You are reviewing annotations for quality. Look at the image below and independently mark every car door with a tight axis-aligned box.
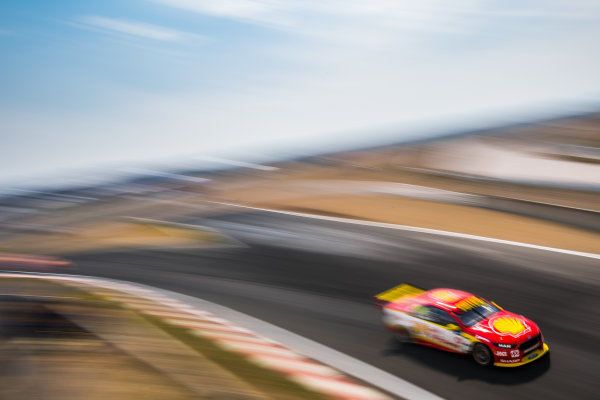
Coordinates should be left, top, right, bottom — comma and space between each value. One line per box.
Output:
409, 305, 471, 353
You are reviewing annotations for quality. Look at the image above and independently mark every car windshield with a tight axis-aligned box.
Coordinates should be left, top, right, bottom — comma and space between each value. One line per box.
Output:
455, 297, 500, 327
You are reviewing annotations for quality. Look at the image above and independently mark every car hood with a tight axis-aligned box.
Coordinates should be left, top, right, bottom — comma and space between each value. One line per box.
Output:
468, 310, 540, 344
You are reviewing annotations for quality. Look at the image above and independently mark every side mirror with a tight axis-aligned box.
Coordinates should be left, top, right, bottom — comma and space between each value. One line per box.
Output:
446, 323, 461, 332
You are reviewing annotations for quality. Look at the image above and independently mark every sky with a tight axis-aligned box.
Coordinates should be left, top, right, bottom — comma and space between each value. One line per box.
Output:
1, 0, 600, 188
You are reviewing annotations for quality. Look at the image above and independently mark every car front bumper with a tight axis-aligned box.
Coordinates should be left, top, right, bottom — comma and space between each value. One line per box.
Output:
494, 343, 549, 367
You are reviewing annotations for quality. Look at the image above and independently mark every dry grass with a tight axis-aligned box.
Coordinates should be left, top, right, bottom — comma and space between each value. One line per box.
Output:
227, 192, 600, 254
0, 276, 330, 400
0, 221, 226, 255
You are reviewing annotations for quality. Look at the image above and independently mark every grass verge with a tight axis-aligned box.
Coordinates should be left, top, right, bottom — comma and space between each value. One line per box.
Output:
143, 315, 329, 400
0, 275, 330, 400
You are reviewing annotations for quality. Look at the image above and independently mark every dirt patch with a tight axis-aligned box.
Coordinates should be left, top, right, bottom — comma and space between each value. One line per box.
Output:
0, 221, 228, 255
233, 193, 600, 254
215, 162, 600, 211
0, 280, 196, 400
0, 346, 197, 400
0, 276, 333, 400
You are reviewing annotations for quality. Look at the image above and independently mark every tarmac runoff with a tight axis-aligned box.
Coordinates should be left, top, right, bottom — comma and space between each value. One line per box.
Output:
0, 272, 442, 400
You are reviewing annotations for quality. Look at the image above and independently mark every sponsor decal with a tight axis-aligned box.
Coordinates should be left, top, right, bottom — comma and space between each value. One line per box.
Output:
510, 350, 520, 358
412, 323, 430, 335
495, 351, 507, 356
490, 316, 532, 338
499, 359, 520, 363
429, 290, 461, 303
528, 353, 539, 360
431, 335, 452, 346
497, 343, 512, 348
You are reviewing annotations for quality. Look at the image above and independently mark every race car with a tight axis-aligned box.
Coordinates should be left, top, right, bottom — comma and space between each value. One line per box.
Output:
374, 284, 549, 367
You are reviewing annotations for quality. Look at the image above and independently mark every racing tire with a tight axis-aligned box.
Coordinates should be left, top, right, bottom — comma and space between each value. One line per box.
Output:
393, 327, 412, 344
472, 343, 493, 367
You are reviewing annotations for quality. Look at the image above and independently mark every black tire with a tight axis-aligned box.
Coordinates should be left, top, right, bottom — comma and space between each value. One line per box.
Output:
393, 327, 412, 343
472, 343, 493, 366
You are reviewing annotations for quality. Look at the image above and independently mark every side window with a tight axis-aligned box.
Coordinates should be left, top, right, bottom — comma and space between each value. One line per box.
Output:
429, 307, 455, 325
411, 305, 432, 321
412, 305, 454, 325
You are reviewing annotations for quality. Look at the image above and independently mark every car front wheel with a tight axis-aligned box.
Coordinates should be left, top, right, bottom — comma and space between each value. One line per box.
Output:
472, 343, 493, 366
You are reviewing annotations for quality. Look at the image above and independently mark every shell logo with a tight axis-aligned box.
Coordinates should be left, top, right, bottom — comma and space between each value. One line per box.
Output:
430, 290, 461, 303
491, 317, 530, 337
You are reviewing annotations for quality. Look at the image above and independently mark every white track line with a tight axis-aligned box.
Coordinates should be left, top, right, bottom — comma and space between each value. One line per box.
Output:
213, 202, 600, 260
112, 277, 446, 400
2, 272, 426, 400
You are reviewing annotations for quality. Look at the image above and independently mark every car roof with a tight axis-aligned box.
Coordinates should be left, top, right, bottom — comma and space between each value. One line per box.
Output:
413, 288, 476, 312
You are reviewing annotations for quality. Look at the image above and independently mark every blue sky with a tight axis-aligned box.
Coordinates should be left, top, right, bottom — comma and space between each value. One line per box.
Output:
1, 0, 600, 188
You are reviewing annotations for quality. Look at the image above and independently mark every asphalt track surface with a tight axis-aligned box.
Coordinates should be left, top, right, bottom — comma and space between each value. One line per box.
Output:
65, 209, 599, 400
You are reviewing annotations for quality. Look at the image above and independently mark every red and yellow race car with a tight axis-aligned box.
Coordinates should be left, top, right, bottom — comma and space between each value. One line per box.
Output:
374, 284, 549, 367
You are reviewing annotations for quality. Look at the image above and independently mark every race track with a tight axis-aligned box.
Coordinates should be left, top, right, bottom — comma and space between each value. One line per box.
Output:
66, 209, 599, 400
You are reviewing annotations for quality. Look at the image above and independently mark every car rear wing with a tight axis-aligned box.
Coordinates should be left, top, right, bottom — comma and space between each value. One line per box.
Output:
373, 283, 424, 308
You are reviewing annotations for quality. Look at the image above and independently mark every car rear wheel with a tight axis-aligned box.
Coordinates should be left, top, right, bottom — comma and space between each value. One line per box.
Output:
393, 327, 412, 343
472, 343, 493, 366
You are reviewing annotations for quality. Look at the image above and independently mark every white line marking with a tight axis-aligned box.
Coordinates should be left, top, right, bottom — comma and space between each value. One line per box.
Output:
496, 197, 599, 213
133, 280, 447, 400
2, 272, 445, 400
213, 202, 600, 260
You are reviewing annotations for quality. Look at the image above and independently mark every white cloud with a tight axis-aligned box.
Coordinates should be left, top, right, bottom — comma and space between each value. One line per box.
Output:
147, 0, 600, 39
150, 0, 279, 18
4, 20, 598, 180
77, 15, 192, 42
147, 0, 480, 32
3, 1, 599, 187
148, 0, 290, 26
